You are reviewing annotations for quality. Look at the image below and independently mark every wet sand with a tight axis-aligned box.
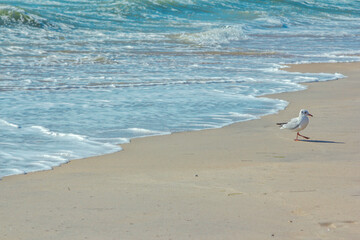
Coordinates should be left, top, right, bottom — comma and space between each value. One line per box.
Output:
1, 62, 359, 240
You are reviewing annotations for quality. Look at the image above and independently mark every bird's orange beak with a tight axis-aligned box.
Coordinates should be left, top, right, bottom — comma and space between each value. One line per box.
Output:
308, 113, 313, 117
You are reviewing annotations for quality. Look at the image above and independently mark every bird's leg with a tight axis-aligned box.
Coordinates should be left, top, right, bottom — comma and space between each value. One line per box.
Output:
294, 132, 299, 141
298, 132, 309, 139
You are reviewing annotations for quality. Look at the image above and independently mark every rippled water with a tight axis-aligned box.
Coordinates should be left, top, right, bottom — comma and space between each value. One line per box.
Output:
1, 0, 360, 178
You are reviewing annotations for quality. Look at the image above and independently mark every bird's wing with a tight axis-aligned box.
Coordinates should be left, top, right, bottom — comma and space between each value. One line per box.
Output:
281, 117, 300, 130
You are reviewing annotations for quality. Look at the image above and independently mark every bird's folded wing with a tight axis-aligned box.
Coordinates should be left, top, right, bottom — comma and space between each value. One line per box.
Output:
282, 117, 300, 130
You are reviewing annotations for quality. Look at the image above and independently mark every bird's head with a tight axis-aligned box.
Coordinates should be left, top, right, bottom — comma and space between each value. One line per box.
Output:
300, 109, 313, 117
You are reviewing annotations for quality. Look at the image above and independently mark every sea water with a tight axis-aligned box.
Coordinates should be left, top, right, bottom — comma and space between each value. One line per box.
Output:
1, 0, 360, 178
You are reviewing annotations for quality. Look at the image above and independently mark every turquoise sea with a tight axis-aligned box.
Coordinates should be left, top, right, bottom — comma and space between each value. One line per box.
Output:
1, 0, 360, 178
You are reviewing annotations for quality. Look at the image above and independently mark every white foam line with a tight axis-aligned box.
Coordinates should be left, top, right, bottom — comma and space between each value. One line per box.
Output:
30, 125, 87, 141
0, 119, 21, 128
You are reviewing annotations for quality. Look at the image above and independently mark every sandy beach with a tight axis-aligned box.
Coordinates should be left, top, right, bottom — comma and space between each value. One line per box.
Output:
1, 62, 359, 240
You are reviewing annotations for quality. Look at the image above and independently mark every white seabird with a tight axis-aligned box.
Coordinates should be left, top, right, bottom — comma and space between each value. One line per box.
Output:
277, 109, 313, 141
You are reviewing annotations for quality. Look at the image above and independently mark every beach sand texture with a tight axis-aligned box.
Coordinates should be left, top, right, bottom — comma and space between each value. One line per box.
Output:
1, 62, 359, 240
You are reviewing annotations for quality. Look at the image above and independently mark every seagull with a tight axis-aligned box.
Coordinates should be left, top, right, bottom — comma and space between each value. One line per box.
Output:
277, 109, 313, 141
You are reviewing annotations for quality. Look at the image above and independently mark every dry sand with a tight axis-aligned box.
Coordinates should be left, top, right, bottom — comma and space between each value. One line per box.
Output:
1, 62, 359, 240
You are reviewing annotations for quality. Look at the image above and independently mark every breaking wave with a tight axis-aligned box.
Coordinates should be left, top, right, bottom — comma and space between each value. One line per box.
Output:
0, 5, 50, 28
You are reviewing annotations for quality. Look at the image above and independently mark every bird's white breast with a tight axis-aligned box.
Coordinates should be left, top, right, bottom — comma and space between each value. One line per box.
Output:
295, 116, 309, 132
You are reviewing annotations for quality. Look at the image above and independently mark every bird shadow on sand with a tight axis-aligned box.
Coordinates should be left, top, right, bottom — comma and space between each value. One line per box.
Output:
298, 139, 345, 144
